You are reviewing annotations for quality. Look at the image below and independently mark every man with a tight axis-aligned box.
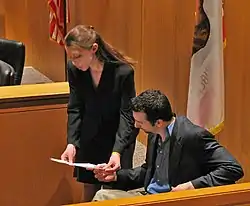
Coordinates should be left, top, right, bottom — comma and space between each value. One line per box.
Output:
92, 89, 244, 201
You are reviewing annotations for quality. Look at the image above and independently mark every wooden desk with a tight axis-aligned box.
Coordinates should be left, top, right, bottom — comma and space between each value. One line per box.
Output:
0, 83, 82, 206
68, 183, 250, 206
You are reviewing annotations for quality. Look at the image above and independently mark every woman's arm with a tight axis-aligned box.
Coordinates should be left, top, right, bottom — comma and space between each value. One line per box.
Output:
67, 63, 84, 148
112, 66, 138, 154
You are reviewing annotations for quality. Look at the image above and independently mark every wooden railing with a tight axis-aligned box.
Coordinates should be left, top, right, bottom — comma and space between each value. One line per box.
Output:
68, 183, 250, 206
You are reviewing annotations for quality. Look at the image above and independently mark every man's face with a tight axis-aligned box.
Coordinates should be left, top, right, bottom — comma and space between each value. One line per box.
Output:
133, 112, 155, 134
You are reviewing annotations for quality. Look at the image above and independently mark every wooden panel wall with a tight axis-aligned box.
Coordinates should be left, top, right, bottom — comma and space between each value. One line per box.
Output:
218, 1, 250, 183
0, 0, 5, 38
0, 104, 82, 206
141, 0, 195, 113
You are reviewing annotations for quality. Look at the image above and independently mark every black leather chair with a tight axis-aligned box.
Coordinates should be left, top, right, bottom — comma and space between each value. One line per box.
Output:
0, 38, 25, 85
0, 60, 15, 86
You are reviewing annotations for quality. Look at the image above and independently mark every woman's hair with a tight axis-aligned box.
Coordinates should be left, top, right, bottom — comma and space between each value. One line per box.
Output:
64, 25, 136, 67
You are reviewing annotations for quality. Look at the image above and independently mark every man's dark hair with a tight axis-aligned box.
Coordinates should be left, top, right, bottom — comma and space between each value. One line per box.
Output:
131, 89, 174, 125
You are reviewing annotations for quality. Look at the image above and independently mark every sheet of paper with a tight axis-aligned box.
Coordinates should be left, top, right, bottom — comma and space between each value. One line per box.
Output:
50, 158, 96, 169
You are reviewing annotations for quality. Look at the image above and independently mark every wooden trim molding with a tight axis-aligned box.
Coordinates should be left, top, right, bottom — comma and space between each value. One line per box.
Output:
0, 82, 69, 109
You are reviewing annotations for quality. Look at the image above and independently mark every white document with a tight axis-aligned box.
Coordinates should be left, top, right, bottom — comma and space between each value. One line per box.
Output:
50, 158, 96, 169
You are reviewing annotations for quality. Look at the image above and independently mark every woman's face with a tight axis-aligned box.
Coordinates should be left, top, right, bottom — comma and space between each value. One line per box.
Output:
66, 44, 97, 71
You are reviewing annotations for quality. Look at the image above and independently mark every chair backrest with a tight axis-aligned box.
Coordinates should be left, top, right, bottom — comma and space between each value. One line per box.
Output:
0, 38, 25, 85
0, 60, 15, 86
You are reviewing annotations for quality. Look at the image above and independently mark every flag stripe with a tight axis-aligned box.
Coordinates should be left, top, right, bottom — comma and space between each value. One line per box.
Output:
48, 0, 70, 46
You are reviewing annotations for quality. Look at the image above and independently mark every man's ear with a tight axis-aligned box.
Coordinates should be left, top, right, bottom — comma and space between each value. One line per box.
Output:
155, 119, 164, 128
91, 43, 98, 53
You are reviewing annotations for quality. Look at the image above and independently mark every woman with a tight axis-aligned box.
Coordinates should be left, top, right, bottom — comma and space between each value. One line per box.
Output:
61, 25, 138, 202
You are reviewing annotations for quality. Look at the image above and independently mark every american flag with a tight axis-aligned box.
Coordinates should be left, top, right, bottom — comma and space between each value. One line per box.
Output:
48, 0, 70, 46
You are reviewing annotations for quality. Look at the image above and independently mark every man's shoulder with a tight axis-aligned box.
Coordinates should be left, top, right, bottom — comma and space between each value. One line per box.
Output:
175, 116, 213, 138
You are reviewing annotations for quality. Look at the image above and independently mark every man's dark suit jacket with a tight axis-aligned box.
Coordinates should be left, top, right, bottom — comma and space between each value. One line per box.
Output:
114, 116, 244, 191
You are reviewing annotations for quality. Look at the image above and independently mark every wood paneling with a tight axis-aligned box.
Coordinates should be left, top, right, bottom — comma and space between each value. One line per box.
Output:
0, 106, 82, 206
0, 0, 5, 37
142, 0, 176, 99
0, 84, 82, 206
218, 1, 250, 183
0, 14, 5, 38
172, 0, 196, 114
141, 0, 195, 113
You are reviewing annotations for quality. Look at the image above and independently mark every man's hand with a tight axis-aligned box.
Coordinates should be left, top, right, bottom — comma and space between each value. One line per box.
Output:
61, 144, 76, 163
171, 181, 195, 192
104, 152, 121, 173
93, 164, 117, 182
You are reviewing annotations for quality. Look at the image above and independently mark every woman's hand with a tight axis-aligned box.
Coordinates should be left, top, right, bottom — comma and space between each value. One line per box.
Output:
61, 144, 76, 163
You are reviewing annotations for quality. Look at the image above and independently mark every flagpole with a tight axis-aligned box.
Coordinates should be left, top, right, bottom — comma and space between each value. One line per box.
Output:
63, 0, 68, 81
